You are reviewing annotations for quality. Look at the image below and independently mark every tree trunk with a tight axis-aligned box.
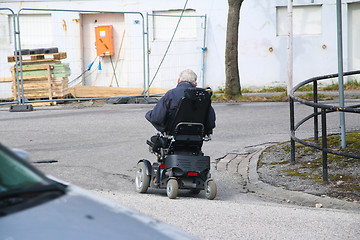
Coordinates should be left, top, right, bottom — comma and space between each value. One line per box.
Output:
225, 0, 243, 97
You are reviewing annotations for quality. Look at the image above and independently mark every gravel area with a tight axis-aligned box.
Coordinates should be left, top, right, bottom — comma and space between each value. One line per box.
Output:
258, 141, 360, 203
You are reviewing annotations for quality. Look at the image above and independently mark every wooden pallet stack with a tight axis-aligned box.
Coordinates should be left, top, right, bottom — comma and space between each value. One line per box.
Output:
8, 50, 71, 101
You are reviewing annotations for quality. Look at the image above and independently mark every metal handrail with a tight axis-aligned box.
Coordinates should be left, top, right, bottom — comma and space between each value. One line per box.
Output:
289, 70, 360, 182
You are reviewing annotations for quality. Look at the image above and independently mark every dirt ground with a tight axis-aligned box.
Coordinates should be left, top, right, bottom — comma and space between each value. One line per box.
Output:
258, 140, 360, 203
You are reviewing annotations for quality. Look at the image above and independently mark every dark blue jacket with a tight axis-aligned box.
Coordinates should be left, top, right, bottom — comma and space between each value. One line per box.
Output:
145, 81, 216, 134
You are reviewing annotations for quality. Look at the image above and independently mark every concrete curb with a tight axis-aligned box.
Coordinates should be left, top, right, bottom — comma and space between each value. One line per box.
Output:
231, 145, 360, 211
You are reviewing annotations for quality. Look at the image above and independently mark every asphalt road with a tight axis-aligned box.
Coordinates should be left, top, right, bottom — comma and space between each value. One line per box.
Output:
1, 101, 360, 239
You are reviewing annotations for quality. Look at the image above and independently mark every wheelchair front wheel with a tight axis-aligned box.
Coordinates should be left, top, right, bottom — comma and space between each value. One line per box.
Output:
135, 162, 150, 193
167, 179, 178, 199
205, 180, 217, 200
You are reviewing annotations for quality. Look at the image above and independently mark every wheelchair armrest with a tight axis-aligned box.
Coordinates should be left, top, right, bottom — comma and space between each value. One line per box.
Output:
146, 140, 155, 148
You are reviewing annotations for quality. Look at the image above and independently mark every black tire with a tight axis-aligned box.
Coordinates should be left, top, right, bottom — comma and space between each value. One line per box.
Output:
167, 179, 178, 199
205, 180, 216, 200
135, 162, 150, 193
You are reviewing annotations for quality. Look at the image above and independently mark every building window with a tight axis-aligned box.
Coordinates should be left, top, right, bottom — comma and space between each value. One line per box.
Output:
152, 10, 197, 40
276, 5, 322, 36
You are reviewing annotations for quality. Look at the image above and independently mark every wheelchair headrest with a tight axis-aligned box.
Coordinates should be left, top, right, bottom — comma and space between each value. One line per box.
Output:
184, 87, 211, 102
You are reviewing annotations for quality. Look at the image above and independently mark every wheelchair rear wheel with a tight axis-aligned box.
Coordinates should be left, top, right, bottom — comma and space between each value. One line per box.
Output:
167, 179, 178, 199
205, 180, 217, 200
135, 162, 150, 193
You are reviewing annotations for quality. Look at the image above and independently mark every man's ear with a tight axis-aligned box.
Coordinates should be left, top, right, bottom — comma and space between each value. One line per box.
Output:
177, 78, 180, 84
193, 82, 197, 87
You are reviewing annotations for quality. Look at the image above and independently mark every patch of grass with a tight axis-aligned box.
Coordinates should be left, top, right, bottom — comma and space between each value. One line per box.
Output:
270, 160, 289, 165
311, 174, 323, 182
344, 79, 360, 90
282, 169, 309, 178
241, 88, 251, 93
215, 87, 225, 93
322, 132, 360, 152
211, 94, 227, 101
281, 169, 323, 182
298, 84, 313, 92
280, 167, 324, 182
329, 174, 354, 182
306, 158, 322, 169
321, 79, 360, 91
322, 81, 339, 91
238, 86, 286, 93
211, 92, 289, 102
211, 93, 243, 102
300, 93, 328, 101
258, 86, 286, 93
268, 92, 289, 102
344, 183, 360, 191
218, 78, 360, 97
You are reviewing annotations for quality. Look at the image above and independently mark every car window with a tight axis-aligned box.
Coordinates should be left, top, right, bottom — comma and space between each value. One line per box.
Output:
0, 147, 46, 192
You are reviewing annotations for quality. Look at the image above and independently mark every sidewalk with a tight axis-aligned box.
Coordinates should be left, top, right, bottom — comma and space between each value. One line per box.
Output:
215, 144, 360, 211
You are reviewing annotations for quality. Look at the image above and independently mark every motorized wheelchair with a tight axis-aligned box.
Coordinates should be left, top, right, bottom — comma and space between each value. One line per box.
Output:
135, 87, 216, 200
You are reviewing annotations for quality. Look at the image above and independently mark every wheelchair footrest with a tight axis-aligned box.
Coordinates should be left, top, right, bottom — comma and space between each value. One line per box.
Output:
146, 140, 155, 148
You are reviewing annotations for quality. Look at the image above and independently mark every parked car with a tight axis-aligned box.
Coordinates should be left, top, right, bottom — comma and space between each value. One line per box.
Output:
0, 143, 197, 240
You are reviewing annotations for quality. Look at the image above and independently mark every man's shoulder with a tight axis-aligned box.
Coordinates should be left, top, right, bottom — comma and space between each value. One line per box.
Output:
163, 82, 193, 100
166, 87, 177, 94
162, 87, 176, 100
165, 85, 183, 97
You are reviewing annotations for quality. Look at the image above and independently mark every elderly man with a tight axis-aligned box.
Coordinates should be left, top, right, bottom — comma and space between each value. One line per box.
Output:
145, 69, 216, 135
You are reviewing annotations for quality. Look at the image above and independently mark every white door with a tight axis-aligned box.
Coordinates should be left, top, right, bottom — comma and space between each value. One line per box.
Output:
348, 2, 360, 72
81, 13, 125, 87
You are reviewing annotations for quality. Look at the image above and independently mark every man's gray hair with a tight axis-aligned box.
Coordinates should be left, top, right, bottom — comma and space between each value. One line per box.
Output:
179, 69, 197, 84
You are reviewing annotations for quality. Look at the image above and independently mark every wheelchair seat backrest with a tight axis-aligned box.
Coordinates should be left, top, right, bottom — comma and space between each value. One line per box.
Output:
166, 87, 211, 137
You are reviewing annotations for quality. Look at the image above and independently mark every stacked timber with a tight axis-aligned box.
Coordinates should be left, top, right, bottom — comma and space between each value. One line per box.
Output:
7, 52, 67, 64
69, 86, 169, 98
8, 50, 71, 100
